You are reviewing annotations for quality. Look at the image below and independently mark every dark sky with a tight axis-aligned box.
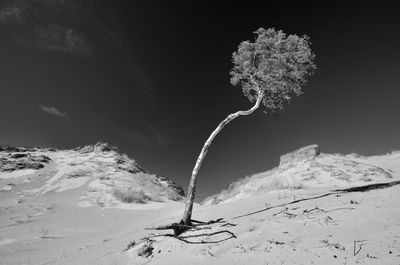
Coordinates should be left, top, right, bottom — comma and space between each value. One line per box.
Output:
1, 1, 400, 200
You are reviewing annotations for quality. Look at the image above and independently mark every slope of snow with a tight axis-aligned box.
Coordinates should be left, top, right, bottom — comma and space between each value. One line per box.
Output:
0, 169, 37, 179
1, 144, 399, 265
0, 142, 184, 208
123, 184, 400, 265
203, 145, 397, 205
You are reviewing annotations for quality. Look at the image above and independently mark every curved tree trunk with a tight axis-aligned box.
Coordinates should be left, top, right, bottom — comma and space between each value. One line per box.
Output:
181, 92, 264, 225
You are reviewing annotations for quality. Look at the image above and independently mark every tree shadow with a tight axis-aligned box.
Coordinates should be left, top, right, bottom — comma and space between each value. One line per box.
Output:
334, 180, 400, 193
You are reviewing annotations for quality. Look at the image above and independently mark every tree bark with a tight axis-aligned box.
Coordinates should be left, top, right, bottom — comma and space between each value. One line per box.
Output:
181, 91, 264, 225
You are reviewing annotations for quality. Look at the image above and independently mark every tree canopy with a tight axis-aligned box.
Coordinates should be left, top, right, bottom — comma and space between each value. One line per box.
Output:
230, 28, 316, 112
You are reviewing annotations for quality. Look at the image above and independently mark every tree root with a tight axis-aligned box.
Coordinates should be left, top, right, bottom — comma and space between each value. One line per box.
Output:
145, 218, 230, 236
142, 230, 237, 244
145, 222, 193, 235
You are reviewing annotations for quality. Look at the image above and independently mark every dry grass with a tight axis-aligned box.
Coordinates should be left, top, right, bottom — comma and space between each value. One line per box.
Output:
257, 176, 303, 192
112, 187, 150, 204
203, 172, 303, 205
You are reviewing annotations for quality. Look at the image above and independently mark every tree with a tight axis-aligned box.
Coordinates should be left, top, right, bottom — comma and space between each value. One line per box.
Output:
146, 28, 316, 237
180, 28, 316, 227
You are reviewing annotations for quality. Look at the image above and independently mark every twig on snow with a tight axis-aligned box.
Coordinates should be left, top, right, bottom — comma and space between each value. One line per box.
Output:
354, 240, 367, 256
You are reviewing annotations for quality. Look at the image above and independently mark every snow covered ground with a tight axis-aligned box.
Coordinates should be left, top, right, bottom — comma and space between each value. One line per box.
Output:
202, 145, 397, 205
1, 144, 399, 264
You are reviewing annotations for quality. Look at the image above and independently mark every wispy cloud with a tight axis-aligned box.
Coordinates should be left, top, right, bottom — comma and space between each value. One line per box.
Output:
40, 105, 68, 118
18, 25, 92, 56
109, 119, 170, 150
146, 122, 171, 147
0, 0, 92, 57
0, 6, 23, 25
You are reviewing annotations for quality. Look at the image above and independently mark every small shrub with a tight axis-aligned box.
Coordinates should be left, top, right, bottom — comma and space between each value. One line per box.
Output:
112, 187, 150, 204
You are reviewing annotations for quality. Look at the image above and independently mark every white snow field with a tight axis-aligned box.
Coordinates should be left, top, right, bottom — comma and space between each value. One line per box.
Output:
1, 144, 399, 264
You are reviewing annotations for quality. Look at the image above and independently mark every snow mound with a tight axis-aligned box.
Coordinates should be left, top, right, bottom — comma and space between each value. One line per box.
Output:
0, 143, 184, 207
203, 145, 399, 205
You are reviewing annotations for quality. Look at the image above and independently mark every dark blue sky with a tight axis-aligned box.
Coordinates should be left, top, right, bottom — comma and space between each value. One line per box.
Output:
1, 1, 400, 199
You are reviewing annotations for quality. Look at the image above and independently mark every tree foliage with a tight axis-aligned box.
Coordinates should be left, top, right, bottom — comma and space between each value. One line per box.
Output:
230, 28, 316, 112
